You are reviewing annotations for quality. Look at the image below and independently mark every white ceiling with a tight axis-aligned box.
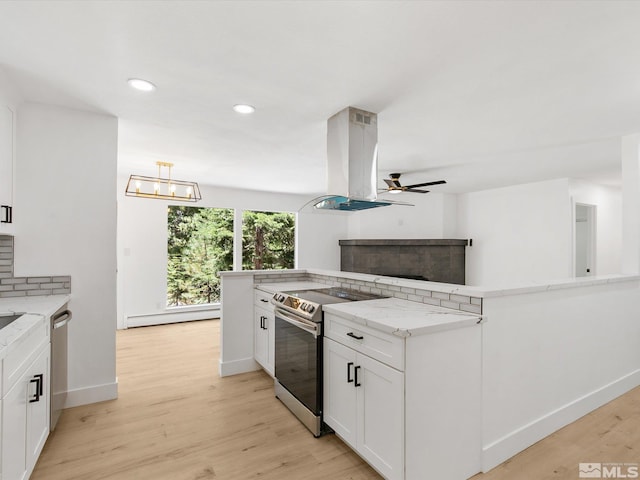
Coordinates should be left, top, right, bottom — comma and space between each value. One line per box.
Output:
0, 1, 638, 195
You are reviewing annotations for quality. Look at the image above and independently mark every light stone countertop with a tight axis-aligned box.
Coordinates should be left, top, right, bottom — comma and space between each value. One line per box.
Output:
255, 281, 481, 336
0, 294, 71, 357
323, 297, 482, 337
249, 268, 640, 299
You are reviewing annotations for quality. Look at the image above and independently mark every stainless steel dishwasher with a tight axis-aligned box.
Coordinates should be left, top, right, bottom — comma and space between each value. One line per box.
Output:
50, 304, 72, 430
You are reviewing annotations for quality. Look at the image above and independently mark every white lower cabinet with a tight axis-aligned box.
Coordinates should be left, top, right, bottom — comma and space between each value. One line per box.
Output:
324, 337, 404, 480
254, 289, 275, 376
324, 311, 482, 480
254, 306, 275, 375
2, 341, 50, 480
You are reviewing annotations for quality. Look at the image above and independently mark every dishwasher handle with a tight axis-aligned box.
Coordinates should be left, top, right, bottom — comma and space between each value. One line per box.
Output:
52, 310, 72, 329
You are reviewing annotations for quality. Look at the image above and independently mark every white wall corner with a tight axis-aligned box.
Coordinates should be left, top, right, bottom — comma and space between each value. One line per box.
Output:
64, 379, 119, 409
218, 357, 261, 377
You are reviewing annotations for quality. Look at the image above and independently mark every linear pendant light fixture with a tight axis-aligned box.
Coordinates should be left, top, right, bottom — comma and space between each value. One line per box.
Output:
125, 161, 202, 202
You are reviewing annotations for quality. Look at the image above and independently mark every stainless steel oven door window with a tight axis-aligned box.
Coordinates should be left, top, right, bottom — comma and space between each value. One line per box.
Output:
274, 309, 322, 415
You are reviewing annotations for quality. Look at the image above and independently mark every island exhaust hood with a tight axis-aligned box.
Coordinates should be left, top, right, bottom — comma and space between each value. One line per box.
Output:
309, 107, 412, 212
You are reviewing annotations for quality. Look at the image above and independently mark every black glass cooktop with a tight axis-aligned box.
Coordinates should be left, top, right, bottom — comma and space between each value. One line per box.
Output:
283, 287, 383, 305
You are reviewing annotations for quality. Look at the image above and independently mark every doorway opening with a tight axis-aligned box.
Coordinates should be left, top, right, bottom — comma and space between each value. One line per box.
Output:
575, 203, 596, 277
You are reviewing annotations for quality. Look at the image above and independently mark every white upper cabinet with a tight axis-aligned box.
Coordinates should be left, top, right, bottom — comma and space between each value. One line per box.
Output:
0, 104, 15, 232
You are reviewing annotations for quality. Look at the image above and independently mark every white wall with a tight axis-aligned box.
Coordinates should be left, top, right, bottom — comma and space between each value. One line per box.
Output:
457, 178, 573, 286
621, 134, 640, 274
117, 178, 347, 328
15, 102, 118, 406
346, 193, 459, 239
569, 179, 622, 275
481, 279, 640, 471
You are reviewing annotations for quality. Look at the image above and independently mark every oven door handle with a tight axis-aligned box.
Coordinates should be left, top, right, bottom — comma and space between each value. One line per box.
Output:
275, 309, 320, 337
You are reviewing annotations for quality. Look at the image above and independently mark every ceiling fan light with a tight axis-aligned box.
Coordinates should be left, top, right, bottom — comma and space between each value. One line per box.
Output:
388, 189, 402, 194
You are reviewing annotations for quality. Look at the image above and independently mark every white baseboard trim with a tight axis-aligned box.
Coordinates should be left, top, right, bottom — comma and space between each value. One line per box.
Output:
219, 357, 260, 377
125, 310, 220, 328
64, 379, 119, 408
482, 369, 640, 472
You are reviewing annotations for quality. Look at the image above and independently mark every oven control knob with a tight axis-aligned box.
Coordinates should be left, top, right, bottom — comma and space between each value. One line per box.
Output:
307, 305, 315, 313
300, 302, 308, 311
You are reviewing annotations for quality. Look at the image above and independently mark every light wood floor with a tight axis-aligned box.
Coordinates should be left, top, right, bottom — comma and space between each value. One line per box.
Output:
31, 320, 639, 480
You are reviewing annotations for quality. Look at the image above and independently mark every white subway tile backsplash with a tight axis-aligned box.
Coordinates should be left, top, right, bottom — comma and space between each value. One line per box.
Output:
460, 304, 482, 314
450, 294, 471, 304
252, 270, 483, 315
432, 291, 450, 300
0, 291, 25, 297
441, 300, 461, 310
27, 289, 53, 296
423, 297, 442, 306
27, 276, 51, 283
14, 283, 40, 291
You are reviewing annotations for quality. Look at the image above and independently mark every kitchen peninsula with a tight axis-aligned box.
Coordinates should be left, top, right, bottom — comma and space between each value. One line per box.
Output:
220, 268, 640, 479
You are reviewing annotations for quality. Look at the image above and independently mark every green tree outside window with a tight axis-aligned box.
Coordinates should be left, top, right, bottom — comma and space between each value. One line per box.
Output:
167, 207, 295, 306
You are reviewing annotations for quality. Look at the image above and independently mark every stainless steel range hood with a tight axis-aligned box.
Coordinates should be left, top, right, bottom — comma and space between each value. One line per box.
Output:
310, 107, 412, 212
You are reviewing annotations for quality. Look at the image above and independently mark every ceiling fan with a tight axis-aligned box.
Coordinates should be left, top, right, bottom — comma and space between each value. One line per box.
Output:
381, 173, 447, 194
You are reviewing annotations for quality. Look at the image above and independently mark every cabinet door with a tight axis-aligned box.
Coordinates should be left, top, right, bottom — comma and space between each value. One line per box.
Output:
254, 307, 269, 369
2, 368, 28, 480
323, 337, 357, 447
265, 309, 275, 375
357, 353, 404, 480
26, 346, 50, 476
0, 105, 14, 231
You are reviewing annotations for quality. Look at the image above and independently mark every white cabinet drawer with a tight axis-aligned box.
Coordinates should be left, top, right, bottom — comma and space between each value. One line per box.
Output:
254, 289, 273, 307
2, 315, 48, 397
324, 313, 405, 371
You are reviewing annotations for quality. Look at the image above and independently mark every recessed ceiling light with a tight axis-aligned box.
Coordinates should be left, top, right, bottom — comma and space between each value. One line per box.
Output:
233, 104, 255, 114
127, 78, 156, 92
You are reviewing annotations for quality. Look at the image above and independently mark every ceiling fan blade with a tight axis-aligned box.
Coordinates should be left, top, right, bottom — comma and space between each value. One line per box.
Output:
405, 188, 430, 193
404, 180, 447, 188
383, 178, 396, 188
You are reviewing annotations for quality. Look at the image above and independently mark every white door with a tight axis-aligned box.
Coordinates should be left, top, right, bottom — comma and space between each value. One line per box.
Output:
575, 203, 596, 277
323, 337, 357, 447
357, 353, 404, 480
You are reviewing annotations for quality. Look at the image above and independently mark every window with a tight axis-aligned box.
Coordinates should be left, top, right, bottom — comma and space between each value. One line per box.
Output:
167, 206, 296, 306
167, 206, 234, 306
242, 210, 295, 270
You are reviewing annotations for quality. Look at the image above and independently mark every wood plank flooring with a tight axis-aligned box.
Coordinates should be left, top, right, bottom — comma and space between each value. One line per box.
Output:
31, 320, 638, 480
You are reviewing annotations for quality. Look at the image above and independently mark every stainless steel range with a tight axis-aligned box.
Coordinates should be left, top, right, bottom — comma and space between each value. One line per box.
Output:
271, 287, 382, 437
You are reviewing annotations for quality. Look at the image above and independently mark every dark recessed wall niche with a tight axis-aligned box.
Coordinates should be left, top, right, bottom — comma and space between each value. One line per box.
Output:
339, 239, 468, 285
